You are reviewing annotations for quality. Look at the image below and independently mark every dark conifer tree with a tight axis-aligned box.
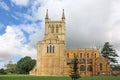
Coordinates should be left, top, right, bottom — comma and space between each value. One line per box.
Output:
70, 55, 80, 80
101, 42, 119, 63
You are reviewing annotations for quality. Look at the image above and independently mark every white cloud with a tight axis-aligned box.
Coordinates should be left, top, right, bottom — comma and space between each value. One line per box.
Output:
11, 24, 44, 47
0, 26, 36, 62
0, 1, 9, 11
11, 0, 29, 6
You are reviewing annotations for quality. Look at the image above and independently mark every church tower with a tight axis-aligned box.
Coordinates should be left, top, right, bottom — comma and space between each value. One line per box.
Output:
30, 9, 67, 76
45, 9, 65, 43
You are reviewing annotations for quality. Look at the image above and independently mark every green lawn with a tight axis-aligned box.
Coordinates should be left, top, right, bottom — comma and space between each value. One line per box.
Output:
0, 75, 120, 80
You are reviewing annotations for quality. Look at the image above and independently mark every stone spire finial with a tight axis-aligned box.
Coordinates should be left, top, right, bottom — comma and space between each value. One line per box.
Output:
62, 9, 65, 19
45, 9, 49, 19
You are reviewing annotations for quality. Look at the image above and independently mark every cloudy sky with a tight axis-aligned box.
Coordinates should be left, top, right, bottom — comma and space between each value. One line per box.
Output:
0, 0, 120, 68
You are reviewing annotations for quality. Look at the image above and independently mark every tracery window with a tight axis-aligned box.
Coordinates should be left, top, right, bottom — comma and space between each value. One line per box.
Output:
87, 65, 92, 71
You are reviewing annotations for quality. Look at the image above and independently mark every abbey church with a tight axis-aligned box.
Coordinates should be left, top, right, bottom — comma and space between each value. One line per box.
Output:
30, 10, 111, 76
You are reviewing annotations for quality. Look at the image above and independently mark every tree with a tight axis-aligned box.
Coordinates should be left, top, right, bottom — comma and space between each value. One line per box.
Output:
70, 55, 80, 80
16, 56, 36, 74
111, 64, 120, 71
101, 42, 119, 63
6, 63, 17, 74
0, 68, 7, 74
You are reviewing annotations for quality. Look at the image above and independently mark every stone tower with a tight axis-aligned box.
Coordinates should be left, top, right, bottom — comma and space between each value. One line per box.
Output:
30, 9, 66, 76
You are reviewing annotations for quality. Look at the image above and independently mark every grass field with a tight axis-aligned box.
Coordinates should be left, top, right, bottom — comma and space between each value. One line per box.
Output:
0, 75, 120, 80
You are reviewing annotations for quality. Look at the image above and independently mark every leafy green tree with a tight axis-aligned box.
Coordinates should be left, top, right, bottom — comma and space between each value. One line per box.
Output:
0, 68, 7, 74
101, 42, 119, 63
6, 63, 17, 74
111, 64, 120, 70
16, 56, 36, 74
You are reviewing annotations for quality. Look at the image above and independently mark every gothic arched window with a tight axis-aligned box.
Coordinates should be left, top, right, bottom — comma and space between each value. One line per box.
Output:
47, 44, 54, 53
80, 65, 85, 71
87, 65, 92, 71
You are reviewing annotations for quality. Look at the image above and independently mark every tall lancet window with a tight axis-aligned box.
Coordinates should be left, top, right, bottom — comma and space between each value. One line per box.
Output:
51, 25, 54, 33
56, 25, 59, 33
47, 44, 54, 53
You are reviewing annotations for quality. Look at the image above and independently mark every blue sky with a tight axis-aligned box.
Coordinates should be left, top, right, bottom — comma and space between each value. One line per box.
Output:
0, 0, 120, 68
0, 0, 43, 68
